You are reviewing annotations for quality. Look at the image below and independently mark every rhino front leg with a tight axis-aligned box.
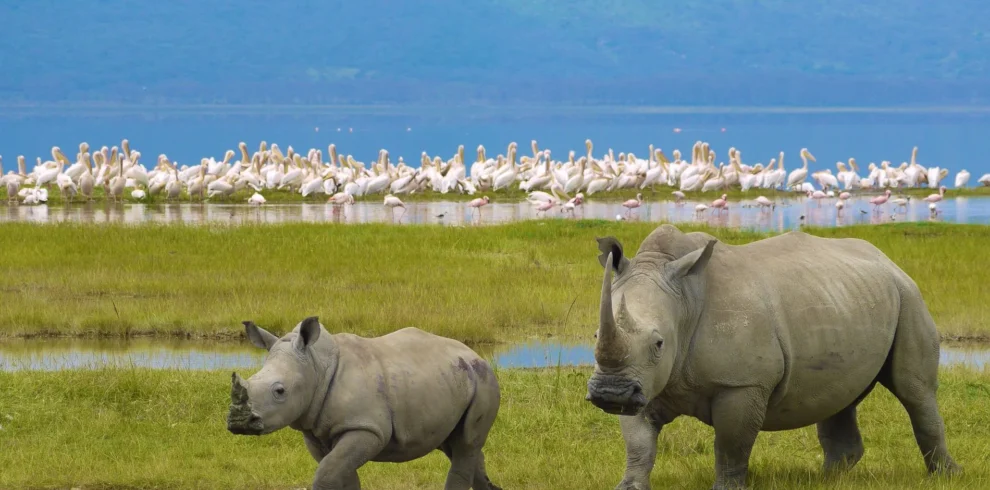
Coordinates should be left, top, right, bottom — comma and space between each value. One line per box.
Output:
303, 431, 329, 461
710, 387, 769, 490
311, 430, 385, 490
614, 411, 664, 490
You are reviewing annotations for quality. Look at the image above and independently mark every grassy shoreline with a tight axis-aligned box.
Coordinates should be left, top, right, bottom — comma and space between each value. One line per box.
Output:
0, 366, 987, 489
3, 185, 989, 207
1, 220, 988, 343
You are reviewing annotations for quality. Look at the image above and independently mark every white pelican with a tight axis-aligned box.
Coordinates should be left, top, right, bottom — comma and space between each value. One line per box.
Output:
954, 170, 970, 188
787, 148, 815, 190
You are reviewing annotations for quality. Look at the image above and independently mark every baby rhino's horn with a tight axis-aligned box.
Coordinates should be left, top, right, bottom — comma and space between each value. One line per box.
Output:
230, 372, 249, 405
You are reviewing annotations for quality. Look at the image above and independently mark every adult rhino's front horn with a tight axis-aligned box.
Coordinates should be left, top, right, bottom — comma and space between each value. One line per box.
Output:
594, 252, 629, 368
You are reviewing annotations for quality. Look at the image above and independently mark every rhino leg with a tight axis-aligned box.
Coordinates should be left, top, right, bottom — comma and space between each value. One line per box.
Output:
439, 439, 480, 490
473, 452, 502, 490
710, 387, 770, 490
878, 295, 960, 476
303, 431, 330, 462
439, 387, 501, 490
614, 411, 664, 490
440, 443, 501, 490
311, 430, 383, 490
816, 403, 867, 473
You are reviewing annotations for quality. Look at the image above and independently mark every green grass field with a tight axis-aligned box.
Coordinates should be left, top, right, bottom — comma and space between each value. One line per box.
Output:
4, 183, 989, 206
0, 366, 986, 489
1, 220, 988, 342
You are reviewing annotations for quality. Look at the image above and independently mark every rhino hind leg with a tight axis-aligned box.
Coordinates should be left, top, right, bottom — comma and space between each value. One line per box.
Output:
816, 403, 867, 474
878, 291, 961, 476
438, 391, 501, 489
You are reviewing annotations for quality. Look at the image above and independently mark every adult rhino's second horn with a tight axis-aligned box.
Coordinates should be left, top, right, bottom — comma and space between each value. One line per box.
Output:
600, 252, 616, 335
596, 252, 627, 368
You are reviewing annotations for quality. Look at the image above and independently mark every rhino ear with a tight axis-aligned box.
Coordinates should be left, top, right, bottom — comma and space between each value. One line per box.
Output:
293, 316, 322, 352
666, 239, 717, 280
243, 321, 278, 351
596, 236, 629, 275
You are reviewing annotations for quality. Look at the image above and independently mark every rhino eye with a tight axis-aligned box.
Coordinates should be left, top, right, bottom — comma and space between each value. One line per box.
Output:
272, 382, 286, 401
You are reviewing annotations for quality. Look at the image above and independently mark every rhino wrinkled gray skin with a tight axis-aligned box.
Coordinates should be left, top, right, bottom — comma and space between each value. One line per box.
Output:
586, 224, 960, 490
227, 316, 502, 490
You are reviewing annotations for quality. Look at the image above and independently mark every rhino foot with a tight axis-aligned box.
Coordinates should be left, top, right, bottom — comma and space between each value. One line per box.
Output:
930, 458, 962, 477
614, 479, 649, 490
710, 483, 748, 490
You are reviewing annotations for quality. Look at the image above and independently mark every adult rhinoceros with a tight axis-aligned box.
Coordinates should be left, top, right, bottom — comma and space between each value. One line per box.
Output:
585, 224, 959, 490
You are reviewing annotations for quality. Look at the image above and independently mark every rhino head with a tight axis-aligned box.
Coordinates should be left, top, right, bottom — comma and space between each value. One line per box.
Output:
227, 316, 333, 436
586, 231, 717, 416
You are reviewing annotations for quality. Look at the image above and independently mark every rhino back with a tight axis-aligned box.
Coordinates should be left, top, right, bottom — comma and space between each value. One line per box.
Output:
326, 328, 496, 462
685, 231, 906, 430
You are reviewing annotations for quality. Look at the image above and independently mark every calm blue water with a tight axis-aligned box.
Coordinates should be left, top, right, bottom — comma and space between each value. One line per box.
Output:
2, 112, 989, 181
0, 339, 985, 371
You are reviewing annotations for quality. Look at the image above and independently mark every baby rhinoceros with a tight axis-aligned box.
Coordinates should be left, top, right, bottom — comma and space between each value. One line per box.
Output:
227, 316, 502, 490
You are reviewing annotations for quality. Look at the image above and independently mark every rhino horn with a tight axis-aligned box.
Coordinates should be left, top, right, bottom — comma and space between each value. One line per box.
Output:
600, 253, 615, 334
596, 252, 628, 367
231, 372, 250, 405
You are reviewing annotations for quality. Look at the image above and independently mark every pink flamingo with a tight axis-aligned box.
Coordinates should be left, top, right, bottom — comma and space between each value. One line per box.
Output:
671, 190, 686, 206
806, 189, 827, 207
560, 194, 584, 217
754, 195, 773, 213
711, 194, 728, 215
534, 200, 555, 217
869, 189, 892, 213
924, 185, 947, 204
467, 196, 490, 220
383, 194, 406, 221
839, 191, 851, 200
622, 193, 643, 217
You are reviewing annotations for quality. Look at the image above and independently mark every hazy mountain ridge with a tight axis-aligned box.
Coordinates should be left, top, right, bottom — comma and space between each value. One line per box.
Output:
1, 1, 988, 106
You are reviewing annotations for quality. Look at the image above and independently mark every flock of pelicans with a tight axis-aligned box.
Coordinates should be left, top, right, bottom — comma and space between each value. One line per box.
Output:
1, 139, 988, 220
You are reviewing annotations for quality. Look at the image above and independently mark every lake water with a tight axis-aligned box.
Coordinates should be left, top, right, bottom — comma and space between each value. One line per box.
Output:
2, 195, 987, 232
2, 110, 990, 178
0, 338, 986, 372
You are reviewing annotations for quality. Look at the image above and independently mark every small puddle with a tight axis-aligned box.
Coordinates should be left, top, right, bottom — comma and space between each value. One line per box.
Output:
0, 339, 986, 372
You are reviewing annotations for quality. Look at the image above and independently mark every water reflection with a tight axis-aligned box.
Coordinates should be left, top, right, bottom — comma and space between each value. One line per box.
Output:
1, 195, 989, 232
0, 338, 985, 372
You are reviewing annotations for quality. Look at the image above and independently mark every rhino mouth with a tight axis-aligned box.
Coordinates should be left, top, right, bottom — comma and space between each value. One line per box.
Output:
227, 405, 265, 435
586, 374, 649, 416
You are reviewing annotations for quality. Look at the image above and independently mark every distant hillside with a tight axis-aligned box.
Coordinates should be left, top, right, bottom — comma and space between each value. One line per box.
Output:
2, 1, 989, 106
